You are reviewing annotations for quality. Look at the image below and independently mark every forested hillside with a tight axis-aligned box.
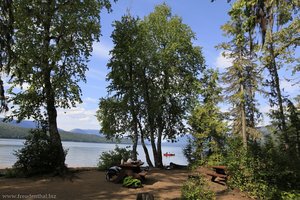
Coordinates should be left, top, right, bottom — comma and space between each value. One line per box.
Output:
0, 121, 131, 144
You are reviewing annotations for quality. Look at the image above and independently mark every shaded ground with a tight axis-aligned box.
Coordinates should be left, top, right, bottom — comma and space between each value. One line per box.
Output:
195, 167, 252, 200
0, 167, 252, 200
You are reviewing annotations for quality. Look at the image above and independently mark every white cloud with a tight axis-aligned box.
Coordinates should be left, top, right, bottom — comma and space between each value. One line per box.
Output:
92, 42, 112, 60
215, 51, 233, 69
57, 106, 100, 131
0, 104, 100, 131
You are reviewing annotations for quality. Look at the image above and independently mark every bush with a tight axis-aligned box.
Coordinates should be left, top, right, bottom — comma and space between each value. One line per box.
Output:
183, 137, 197, 165
224, 136, 300, 199
13, 129, 67, 177
224, 137, 276, 199
181, 174, 215, 200
280, 191, 300, 200
4, 168, 24, 178
98, 145, 132, 170
183, 137, 226, 168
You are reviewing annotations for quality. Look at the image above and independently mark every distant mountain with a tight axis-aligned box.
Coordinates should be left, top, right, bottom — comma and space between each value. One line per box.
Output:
0, 118, 65, 131
0, 120, 30, 139
0, 121, 131, 144
70, 128, 103, 136
0, 118, 37, 129
161, 126, 273, 147
162, 135, 191, 147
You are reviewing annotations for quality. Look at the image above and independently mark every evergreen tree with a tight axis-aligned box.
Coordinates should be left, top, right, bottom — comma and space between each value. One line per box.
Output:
259, 0, 299, 148
219, 1, 262, 148
286, 99, 300, 158
188, 69, 227, 164
221, 0, 299, 149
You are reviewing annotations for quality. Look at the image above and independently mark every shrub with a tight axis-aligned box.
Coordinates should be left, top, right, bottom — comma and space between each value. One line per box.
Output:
183, 138, 195, 165
13, 129, 67, 177
4, 168, 23, 178
98, 145, 132, 170
181, 174, 215, 200
224, 136, 300, 199
280, 191, 300, 200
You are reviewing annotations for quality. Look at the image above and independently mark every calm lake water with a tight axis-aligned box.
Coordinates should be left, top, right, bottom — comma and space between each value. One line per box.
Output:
0, 139, 187, 169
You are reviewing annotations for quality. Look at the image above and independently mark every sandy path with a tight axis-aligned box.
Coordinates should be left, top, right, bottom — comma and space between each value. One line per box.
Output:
0, 168, 251, 200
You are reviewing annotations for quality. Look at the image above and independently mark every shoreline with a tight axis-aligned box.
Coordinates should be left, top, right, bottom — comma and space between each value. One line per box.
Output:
0, 137, 133, 145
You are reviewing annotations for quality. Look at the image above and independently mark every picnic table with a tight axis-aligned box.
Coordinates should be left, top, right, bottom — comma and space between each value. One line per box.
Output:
113, 162, 147, 183
206, 165, 228, 183
119, 163, 142, 172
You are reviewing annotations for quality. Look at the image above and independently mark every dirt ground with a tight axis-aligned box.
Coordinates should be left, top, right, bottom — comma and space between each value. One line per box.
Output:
0, 168, 252, 200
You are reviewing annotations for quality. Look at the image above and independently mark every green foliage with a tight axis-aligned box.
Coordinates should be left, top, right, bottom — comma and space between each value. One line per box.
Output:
217, 2, 300, 198
186, 69, 227, 166
206, 152, 225, 167
224, 137, 273, 199
0, 121, 30, 138
181, 175, 215, 200
6, 0, 106, 120
286, 99, 300, 158
13, 129, 68, 177
4, 168, 24, 178
220, 1, 262, 147
224, 136, 300, 199
252, 0, 299, 141
280, 191, 300, 200
0, 1, 13, 112
97, 145, 132, 170
183, 137, 198, 166
1, 0, 117, 173
98, 4, 205, 167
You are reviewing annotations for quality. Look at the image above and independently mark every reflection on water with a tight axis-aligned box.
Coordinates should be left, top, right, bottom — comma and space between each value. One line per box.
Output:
0, 139, 187, 169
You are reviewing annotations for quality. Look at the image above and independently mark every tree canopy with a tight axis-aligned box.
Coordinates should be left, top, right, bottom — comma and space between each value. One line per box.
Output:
1, 0, 116, 173
98, 4, 205, 168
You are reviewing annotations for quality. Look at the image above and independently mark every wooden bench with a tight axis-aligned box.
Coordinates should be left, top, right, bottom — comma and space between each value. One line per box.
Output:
206, 165, 228, 182
137, 171, 147, 182
206, 171, 227, 182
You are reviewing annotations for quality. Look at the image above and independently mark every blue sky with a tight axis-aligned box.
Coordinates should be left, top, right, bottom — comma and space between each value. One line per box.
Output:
2, 1, 298, 131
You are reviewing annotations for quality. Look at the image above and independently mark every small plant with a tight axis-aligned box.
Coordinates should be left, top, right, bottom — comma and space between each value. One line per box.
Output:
98, 145, 132, 170
13, 129, 67, 177
181, 174, 215, 200
280, 191, 300, 200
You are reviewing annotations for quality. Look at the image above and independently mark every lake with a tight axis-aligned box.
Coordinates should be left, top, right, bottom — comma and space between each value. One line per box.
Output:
0, 139, 187, 169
